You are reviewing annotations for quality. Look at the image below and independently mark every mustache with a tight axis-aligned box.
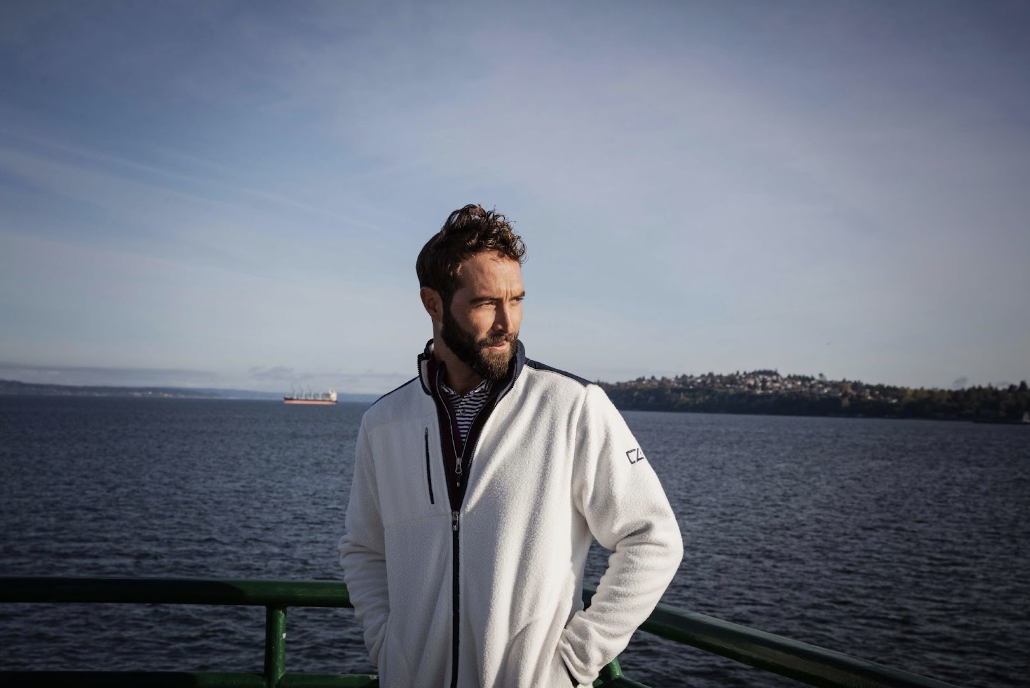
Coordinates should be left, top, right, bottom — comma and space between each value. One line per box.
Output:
480, 333, 517, 348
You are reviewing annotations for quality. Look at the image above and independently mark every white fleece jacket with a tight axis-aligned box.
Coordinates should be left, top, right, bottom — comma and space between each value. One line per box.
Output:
339, 342, 683, 687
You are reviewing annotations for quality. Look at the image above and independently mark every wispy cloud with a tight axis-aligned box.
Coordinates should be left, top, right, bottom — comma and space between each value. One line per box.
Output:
248, 366, 297, 382
0, 362, 220, 388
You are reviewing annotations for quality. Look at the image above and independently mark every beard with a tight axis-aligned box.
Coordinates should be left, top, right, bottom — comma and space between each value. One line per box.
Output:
441, 306, 517, 382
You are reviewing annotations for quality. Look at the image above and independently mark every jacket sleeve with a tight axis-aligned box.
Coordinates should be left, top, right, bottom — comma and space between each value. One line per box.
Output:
558, 385, 684, 685
338, 420, 391, 665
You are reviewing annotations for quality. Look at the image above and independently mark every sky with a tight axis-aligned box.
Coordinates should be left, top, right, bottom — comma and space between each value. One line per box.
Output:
1, 0, 1028, 395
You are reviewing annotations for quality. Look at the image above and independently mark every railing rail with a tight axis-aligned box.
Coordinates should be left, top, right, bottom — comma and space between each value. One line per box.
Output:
0, 577, 962, 688
0, 577, 371, 688
588, 588, 961, 688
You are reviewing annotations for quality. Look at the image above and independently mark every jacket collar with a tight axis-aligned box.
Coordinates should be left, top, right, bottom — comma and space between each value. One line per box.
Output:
418, 338, 525, 399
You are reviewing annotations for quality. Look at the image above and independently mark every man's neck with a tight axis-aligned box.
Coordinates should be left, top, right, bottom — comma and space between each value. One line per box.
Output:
432, 351, 483, 396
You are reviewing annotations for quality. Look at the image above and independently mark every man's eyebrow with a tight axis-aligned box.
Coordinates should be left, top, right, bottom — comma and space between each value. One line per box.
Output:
469, 291, 526, 304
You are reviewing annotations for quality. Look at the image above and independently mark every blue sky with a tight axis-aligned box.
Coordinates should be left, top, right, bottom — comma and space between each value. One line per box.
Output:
1, 0, 1028, 394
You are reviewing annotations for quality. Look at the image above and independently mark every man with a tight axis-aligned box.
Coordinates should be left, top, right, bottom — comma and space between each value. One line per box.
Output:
340, 204, 682, 687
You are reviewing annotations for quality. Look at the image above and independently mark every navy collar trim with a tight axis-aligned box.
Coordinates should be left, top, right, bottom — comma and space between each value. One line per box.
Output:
417, 339, 526, 399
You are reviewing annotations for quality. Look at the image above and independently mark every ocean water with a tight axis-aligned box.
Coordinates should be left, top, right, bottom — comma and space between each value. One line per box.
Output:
1, 396, 1027, 687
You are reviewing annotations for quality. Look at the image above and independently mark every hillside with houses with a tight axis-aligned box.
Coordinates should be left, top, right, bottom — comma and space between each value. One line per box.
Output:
600, 370, 1030, 422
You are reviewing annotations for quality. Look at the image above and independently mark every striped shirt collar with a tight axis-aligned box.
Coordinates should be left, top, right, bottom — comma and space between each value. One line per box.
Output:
430, 361, 497, 446
439, 376, 493, 399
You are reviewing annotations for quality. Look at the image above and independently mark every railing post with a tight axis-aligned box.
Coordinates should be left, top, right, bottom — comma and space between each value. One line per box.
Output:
597, 656, 623, 683
264, 604, 287, 688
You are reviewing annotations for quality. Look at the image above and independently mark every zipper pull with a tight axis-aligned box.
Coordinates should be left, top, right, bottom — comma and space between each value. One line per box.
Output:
455, 460, 462, 476
452, 511, 459, 531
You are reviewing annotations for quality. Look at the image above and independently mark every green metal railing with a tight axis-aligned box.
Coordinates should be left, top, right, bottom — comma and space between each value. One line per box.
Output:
0, 577, 961, 688
0, 578, 370, 688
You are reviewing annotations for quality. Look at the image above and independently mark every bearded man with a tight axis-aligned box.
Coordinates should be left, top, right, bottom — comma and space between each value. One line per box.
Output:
340, 204, 683, 687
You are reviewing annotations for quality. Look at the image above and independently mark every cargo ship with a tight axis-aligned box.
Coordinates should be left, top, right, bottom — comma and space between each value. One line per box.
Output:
284, 389, 338, 405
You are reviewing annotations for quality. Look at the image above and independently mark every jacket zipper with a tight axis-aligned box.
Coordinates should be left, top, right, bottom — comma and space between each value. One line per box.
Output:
442, 410, 482, 687
424, 427, 435, 504
450, 509, 460, 688
442, 392, 463, 687
436, 370, 512, 688
448, 422, 492, 688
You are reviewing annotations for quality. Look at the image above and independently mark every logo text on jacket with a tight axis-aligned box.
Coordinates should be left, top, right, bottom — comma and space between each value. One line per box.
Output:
626, 447, 646, 465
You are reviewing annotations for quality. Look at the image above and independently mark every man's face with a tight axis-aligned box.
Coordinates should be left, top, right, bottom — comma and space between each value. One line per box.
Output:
440, 252, 524, 381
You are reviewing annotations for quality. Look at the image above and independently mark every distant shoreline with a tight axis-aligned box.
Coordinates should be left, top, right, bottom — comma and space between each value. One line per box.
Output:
0, 379, 221, 399
599, 370, 1030, 423
4, 373, 1027, 422
0, 379, 377, 403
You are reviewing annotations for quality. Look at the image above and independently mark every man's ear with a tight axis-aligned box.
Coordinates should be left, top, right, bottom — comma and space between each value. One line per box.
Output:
420, 287, 443, 323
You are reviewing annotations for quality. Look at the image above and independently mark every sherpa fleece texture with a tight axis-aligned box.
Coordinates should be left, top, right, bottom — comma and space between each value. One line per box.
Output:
339, 341, 683, 688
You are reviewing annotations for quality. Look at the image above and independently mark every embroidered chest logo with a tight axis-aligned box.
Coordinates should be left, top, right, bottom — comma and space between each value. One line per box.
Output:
626, 447, 647, 465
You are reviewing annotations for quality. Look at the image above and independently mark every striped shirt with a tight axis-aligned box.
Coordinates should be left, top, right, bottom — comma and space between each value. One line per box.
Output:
440, 378, 494, 445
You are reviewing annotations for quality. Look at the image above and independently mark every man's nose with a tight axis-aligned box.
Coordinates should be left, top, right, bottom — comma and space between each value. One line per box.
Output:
494, 304, 513, 332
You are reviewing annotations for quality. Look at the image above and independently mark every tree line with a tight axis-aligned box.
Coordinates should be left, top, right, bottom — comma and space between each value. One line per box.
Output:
599, 373, 1030, 422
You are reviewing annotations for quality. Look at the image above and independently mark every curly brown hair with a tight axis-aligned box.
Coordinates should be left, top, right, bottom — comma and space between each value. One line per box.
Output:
416, 204, 526, 306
